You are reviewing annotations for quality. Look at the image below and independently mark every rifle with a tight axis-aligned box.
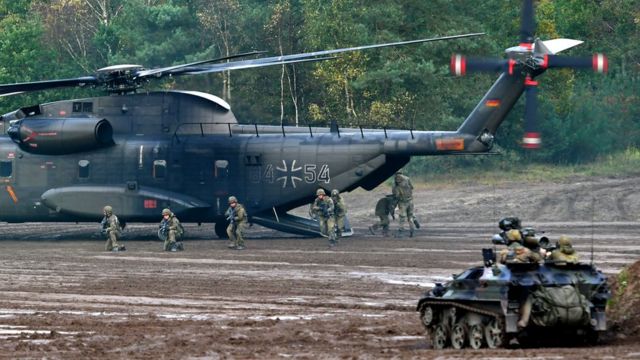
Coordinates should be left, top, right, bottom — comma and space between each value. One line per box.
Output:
100, 217, 108, 235
226, 207, 237, 231
317, 201, 331, 218
158, 219, 169, 241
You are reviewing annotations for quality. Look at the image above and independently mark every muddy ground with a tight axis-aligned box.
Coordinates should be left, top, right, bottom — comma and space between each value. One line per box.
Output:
1, 175, 640, 359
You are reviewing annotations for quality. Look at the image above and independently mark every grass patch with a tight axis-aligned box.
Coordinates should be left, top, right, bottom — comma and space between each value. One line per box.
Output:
405, 147, 640, 186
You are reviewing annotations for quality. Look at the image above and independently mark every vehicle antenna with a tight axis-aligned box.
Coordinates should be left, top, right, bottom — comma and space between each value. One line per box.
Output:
590, 195, 595, 265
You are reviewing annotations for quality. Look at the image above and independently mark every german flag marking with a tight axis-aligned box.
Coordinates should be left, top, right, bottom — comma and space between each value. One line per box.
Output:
485, 99, 501, 107
436, 138, 465, 151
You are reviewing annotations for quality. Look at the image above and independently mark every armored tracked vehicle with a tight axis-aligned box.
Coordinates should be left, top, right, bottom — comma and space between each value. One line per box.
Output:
417, 235, 610, 349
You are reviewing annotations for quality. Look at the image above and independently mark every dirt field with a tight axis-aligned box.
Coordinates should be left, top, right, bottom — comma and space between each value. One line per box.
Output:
1, 175, 640, 359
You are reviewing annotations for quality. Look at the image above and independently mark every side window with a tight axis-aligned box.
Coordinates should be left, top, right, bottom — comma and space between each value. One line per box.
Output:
0, 160, 11, 177
153, 160, 167, 179
214, 160, 228, 179
78, 160, 90, 179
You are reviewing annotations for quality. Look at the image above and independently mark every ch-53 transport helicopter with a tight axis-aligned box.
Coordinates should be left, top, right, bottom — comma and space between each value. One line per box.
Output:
0, 0, 606, 239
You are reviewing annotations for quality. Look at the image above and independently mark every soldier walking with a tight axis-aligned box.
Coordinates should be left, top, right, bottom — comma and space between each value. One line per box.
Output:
101, 205, 125, 252
369, 195, 397, 236
330, 189, 347, 238
225, 196, 248, 250
392, 171, 420, 237
311, 188, 337, 247
159, 208, 184, 251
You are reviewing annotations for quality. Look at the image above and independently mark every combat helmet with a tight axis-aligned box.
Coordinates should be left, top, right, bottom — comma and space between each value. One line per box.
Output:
505, 229, 522, 243
316, 188, 326, 196
228, 196, 238, 204
331, 189, 339, 197
558, 235, 572, 247
103, 205, 113, 215
162, 208, 172, 216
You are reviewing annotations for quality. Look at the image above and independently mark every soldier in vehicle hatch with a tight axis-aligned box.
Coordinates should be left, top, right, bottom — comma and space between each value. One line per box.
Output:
310, 188, 337, 247
331, 189, 347, 238
225, 195, 248, 250
159, 208, 184, 251
369, 195, 397, 236
101, 205, 125, 252
550, 235, 579, 264
392, 171, 420, 237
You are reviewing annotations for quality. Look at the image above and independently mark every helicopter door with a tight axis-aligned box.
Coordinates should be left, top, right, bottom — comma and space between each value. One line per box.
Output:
214, 159, 230, 215
244, 153, 263, 209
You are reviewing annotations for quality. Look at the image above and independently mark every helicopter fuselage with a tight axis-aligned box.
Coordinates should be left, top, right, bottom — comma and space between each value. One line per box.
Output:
0, 90, 490, 227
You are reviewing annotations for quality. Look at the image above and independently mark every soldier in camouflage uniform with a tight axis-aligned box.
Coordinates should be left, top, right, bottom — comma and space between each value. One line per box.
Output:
498, 229, 542, 264
550, 235, 579, 264
369, 195, 397, 236
392, 171, 420, 237
330, 189, 347, 238
101, 205, 124, 251
311, 188, 337, 246
160, 208, 184, 251
225, 195, 248, 250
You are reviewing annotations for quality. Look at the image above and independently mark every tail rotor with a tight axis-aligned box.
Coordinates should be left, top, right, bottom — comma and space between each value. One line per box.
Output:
450, 0, 607, 149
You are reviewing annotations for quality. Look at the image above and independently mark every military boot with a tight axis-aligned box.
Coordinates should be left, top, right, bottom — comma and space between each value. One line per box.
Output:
394, 229, 405, 238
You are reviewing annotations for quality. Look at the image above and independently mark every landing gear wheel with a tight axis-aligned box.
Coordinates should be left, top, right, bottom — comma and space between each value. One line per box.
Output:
432, 324, 448, 349
421, 306, 435, 327
485, 318, 504, 349
469, 324, 484, 349
451, 324, 466, 349
215, 221, 229, 239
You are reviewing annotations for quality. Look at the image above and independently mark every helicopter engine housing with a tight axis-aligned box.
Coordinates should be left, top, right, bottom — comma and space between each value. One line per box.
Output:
8, 117, 114, 155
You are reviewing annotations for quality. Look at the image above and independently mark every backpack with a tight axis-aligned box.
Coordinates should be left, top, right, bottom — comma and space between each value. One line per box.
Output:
530, 285, 590, 327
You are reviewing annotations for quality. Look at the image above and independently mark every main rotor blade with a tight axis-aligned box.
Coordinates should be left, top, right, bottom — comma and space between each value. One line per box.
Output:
520, 0, 536, 45
0, 76, 98, 97
522, 78, 540, 149
136, 50, 268, 78
177, 33, 485, 76
181, 56, 338, 75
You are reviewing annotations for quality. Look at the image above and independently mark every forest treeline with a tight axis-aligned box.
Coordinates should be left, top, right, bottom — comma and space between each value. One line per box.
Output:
0, 0, 638, 165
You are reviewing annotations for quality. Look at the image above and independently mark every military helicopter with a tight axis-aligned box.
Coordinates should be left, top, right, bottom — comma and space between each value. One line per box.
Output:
0, 0, 605, 239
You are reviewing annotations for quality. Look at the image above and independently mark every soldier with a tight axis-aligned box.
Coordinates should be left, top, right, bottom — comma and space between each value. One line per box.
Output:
550, 235, 579, 263
225, 196, 248, 250
101, 205, 125, 252
498, 229, 541, 264
522, 227, 548, 259
311, 188, 337, 247
330, 189, 347, 238
159, 208, 184, 251
369, 195, 397, 236
392, 170, 420, 237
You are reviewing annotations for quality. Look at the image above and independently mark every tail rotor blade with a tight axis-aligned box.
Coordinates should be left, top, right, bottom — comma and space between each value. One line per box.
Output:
545, 54, 608, 73
451, 55, 510, 76
522, 77, 541, 149
520, 0, 536, 45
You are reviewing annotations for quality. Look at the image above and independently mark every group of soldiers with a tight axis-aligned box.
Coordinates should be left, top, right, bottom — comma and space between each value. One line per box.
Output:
369, 171, 420, 237
100, 195, 247, 252
310, 188, 348, 247
497, 228, 580, 265
100, 170, 419, 252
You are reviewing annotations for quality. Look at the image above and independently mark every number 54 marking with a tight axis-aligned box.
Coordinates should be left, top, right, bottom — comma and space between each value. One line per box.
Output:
304, 164, 330, 183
